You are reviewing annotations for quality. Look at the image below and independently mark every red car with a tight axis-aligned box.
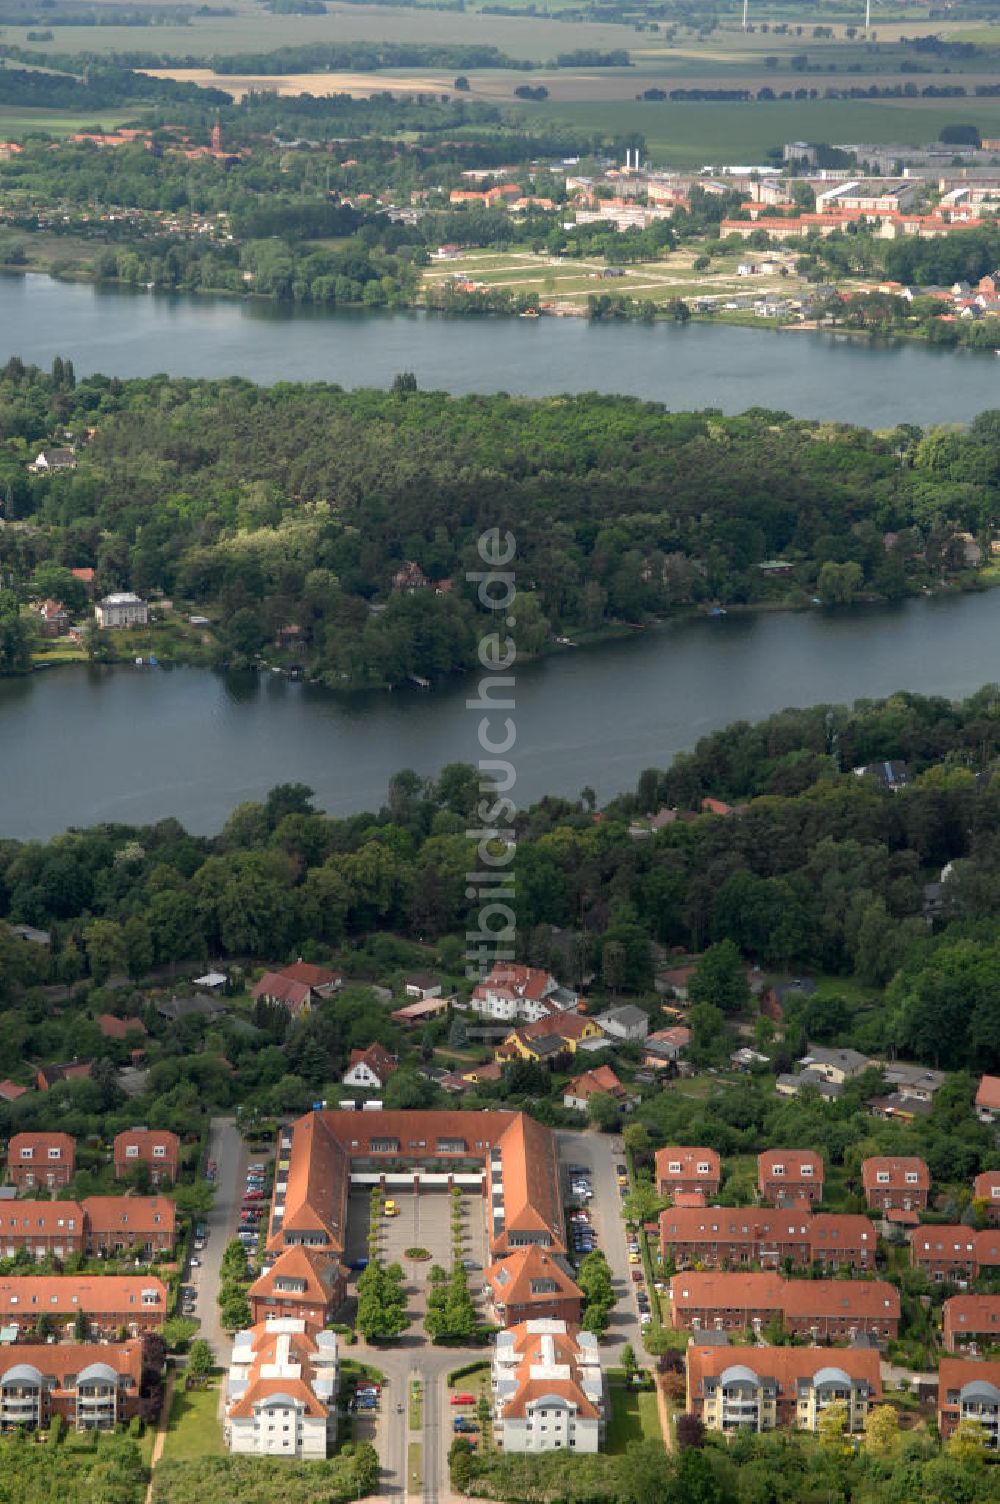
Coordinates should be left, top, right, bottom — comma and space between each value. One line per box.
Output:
450, 1393, 475, 1406
631, 1270, 643, 1283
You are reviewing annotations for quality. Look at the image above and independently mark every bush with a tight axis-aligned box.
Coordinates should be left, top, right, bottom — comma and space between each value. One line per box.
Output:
447, 1359, 490, 1386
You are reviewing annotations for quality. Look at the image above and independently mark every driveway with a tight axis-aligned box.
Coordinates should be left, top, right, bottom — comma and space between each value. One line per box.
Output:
190, 1116, 246, 1364
556, 1128, 642, 1357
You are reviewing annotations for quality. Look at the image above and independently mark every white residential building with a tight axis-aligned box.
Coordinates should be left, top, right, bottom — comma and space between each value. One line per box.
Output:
226, 1319, 337, 1458
492, 1318, 604, 1453
467, 964, 579, 1024
95, 593, 149, 629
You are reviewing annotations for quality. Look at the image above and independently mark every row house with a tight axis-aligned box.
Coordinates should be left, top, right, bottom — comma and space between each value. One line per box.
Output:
248, 1246, 345, 1330
669, 1271, 899, 1343
0, 1198, 174, 1261
0, 1276, 168, 1339
686, 1344, 881, 1436
113, 1129, 180, 1185
861, 1155, 930, 1215
484, 1245, 584, 1328
0, 1201, 84, 1259
974, 1171, 1000, 1225
83, 1196, 176, 1257
659, 1208, 877, 1272
757, 1150, 824, 1207
938, 1358, 1000, 1447
942, 1295, 1000, 1352
6, 1133, 75, 1190
492, 1319, 605, 1454
0, 1338, 145, 1434
911, 1225, 987, 1283
655, 1147, 721, 1204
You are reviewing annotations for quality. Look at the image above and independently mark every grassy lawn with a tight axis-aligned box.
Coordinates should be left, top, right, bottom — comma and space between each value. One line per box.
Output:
0, 105, 150, 137
159, 1373, 226, 1463
605, 1378, 662, 1454
409, 1377, 423, 1431
31, 642, 87, 666
407, 1439, 423, 1493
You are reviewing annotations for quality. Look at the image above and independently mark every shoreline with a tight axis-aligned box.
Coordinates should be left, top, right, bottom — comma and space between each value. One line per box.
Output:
3, 264, 997, 357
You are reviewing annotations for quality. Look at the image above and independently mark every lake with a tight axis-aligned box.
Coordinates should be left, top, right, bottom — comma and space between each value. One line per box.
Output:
4, 273, 1000, 838
3, 592, 1000, 839
2, 273, 1000, 425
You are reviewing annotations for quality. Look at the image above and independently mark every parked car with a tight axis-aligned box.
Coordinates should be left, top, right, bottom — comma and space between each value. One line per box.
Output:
450, 1393, 476, 1406
631, 1270, 643, 1283
348, 1258, 369, 1271
383, 1200, 399, 1217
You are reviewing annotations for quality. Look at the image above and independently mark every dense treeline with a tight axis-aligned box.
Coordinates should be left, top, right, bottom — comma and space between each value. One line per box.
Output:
208, 40, 535, 73
0, 60, 231, 106
6, 692, 1000, 1082
456, 1416, 1000, 1503
3, 366, 1000, 681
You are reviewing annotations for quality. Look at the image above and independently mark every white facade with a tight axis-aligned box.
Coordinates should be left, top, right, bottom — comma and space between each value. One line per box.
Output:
95, 593, 149, 629
342, 1061, 385, 1089
493, 1319, 604, 1454
227, 1320, 337, 1459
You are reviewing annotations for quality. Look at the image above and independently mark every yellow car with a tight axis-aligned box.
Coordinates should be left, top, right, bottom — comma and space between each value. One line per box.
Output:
628, 1252, 641, 1265
617, 1173, 628, 1187
383, 1199, 399, 1217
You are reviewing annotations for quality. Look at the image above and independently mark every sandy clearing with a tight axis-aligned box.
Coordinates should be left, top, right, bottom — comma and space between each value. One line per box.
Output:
140, 67, 456, 99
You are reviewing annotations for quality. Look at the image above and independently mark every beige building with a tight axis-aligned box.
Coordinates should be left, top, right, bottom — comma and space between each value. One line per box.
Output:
686, 1344, 881, 1435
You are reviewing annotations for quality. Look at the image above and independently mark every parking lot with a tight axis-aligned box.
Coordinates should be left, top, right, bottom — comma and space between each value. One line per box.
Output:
557, 1131, 643, 1356
343, 1188, 488, 1276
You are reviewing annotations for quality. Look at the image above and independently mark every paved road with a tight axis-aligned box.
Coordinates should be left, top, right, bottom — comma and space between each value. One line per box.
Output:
192, 1116, 245, 1364
556, 1129, 643, 1357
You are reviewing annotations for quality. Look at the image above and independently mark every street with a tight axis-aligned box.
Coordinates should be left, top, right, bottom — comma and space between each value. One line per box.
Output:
191, 1115, 246, 1363
556, 1128, 643, 1358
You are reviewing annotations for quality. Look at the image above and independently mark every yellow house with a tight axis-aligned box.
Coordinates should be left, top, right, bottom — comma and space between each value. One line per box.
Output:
494, 1013, 605, 1063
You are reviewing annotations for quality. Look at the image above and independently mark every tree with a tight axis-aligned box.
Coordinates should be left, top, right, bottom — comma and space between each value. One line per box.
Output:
946, 1417, 989, 1462
83, 918, 128, 982
864, 1403, 899, 1455
623, 1122, 650, 1160
675, 1411, 705, 1450
587, 1091, 623, 1132
621, 1342, 637, 1381
187, 1338, 214, 1377
687, 941, 750, 1013
817, 1398, 848, 1448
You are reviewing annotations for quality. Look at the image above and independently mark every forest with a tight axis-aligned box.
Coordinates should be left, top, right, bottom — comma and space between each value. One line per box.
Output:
0, 364, 998, 684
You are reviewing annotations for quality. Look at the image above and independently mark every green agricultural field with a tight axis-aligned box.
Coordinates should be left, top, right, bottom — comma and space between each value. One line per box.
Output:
520, 95, 1000, 166
0, 105, 148, 136
0, 0, 644, 65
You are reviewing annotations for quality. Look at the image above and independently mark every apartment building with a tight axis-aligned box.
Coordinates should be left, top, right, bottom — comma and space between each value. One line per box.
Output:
484, 1245, 584, 1328
492, 1319, 604, 1453
659, 1208, 877, 1272
938, 1358, 1000, 1447
910, 1225, 980, 1283
0, 1339, 145, 1433
113, 1129, 180, 1185
266, 1108, 565, 1264
466, 964, 579, 1025
757, 1150, 824, 1206
6, 1133, 75, 1190
247, 1246, 345, 1329
655, 1147, 721, 1203
942, 1296, 1000, 1352
0, 1276, 168, 1338
669, 1271, 899, 1343
860, 1156, 930, 1214
227, 1319, 338, 1458
686, 1344, 881, 1435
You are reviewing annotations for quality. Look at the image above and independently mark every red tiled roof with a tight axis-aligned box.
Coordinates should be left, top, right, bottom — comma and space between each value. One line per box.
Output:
938, 1356, 1000, 1403
82, 1195, 176, 1238
0, 1201, 84, 1237
670, 1271, 898, 1321
973, 1171, 1000, 1202
861, 1155, 930, 1190
655, 1147, 721, 1184
97, 1013, 147, 1040
0, 1275, 167, 1317
251, 972, 312, 1011
8, 1132, 74, 1165
688, 1343, 881, 1392
0, 1080, 29, 1101
565, 1065, 623, 1100
976, 1074, 1000, 1111
484, 1245, 582, 1310
280, 962, 342, 989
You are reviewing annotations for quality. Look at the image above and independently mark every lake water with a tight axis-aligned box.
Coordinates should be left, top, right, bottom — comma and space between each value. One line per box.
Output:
2, 273, 1000, 425
4, 274, 1000, 837
3, 592, 1000, 839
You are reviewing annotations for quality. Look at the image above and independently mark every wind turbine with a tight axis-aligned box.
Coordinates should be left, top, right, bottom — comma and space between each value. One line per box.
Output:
742, 0, 749, 32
